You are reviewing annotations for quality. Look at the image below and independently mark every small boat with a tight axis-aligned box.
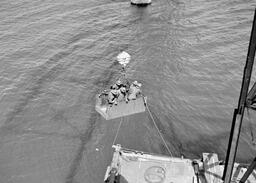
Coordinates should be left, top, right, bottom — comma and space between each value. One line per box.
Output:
131, 0, 151, 6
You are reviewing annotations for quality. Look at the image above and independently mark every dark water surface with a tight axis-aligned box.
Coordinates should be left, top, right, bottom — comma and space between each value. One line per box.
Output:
0, 0, 256, 182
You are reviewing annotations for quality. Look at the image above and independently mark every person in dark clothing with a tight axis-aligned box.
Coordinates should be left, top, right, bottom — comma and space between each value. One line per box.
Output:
118, 86, 128, 103
111, 79, 124, 90
108, 89, 119, 106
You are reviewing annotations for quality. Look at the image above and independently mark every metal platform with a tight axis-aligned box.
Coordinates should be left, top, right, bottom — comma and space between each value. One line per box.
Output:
104, 145, 256, 183
104, 145, 196, 183
95, 96, 147, 120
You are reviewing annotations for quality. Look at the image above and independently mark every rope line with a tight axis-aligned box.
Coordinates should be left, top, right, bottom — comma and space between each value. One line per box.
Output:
246, 108, 256, 145
112, 117, 123, 146
146, 104, 173, 157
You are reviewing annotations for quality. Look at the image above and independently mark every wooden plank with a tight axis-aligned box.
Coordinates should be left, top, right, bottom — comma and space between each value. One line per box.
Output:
203, 153, 223, 183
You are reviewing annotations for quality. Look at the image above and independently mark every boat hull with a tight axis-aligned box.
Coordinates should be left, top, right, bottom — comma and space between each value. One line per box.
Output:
130, 0, 152, 6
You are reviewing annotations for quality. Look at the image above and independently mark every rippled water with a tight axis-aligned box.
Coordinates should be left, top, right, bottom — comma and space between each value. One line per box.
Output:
0, 0, 256, 182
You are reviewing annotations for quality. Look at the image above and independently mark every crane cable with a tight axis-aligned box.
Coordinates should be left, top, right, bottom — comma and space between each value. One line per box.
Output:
246, 108, 256, 146
111, 102, 173, 157
112, 3, 173, 155
117, 1, 127, 53
112, 117, 123, 146
146, 104, 173, 157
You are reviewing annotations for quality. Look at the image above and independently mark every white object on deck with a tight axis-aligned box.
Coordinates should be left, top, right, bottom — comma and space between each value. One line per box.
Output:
131, 0, 152, 6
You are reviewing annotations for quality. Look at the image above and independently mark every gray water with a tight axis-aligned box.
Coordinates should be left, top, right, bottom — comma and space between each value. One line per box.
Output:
0, 0, 256, 183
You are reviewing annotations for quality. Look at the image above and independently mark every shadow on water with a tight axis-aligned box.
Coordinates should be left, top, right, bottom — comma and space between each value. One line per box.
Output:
148, 106, 222, 158
65, 61, 121, 183
146, 104, 184, 156
0, 31, 122, 182
0, 45, 82, 135
129, 3, 149, 21
146, 104, 255, 162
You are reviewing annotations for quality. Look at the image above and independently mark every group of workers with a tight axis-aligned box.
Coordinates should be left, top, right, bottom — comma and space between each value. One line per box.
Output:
99, 79, 142, 106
